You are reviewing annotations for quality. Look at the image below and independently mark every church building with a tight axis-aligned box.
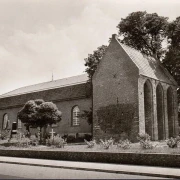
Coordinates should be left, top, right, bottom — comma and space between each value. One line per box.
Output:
0, 34, 179, 141
0, 75, 92, 137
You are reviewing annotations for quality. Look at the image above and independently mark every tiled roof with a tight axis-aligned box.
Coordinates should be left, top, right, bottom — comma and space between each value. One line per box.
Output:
115, 36, 177, 85
0, 74, 89, 98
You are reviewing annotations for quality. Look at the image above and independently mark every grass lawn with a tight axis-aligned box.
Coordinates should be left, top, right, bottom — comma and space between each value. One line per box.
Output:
0, 139, 180, 154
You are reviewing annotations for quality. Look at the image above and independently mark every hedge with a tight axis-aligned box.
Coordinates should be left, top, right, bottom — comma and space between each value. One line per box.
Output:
0, 149, 180, 168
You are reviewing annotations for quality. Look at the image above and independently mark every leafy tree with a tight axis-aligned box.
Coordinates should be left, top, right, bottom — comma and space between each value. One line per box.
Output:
163, 48, 180, 90
167, 17, 180, 48
117, 11, 168, 60
84, 11, 180, 108
163, 16, 180, 102
80, 108, 93, 134
80, 108, 92, 125
84, 12, 169, 78
84, 45, 107, 79
117, 12, 180, 123
18, 99, 62, 143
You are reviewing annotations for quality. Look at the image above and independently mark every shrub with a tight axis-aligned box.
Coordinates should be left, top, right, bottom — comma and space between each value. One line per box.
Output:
167, 136, 180, 148
46, 136, 67, 148
99, 137, 114, 149
84, 134, 92, 141
66, 135, 76, 143
17, 138, 31, 148
117, 139, 131, 149
84, 139, 96, 148
62, 134, 92, 144
24, 130, 31, 138
29, 136, 39, 146
16, 131, 27, 140
0, 142, 17, 147
0, 130, 10, 140
137, 133, 153, 149
137, 133, 151, 141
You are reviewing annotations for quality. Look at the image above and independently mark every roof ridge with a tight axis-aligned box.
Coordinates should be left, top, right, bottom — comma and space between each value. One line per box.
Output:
158, 62, 178, 85
0, 73, 88, 98
113, 34, 177, 86
118, 40, 149, 59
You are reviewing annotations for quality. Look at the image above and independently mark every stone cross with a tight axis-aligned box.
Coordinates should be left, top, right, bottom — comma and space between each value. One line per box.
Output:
49, 129, 56, 139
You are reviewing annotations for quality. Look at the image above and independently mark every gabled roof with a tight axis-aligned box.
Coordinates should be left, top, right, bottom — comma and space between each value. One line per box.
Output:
114, 35, 177, 86
0, 74, 89, 99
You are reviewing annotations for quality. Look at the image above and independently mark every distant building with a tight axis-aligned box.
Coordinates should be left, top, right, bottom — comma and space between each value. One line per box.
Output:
0, 34, 178, 141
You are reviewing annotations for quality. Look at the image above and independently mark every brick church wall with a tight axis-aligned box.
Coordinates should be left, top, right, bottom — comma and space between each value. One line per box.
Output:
138, 75, 179, 140
0, 83, 92, 136
92, 36, 139, 142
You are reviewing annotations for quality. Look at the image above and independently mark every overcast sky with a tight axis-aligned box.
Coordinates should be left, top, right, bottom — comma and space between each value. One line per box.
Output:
0, 0, 179, 95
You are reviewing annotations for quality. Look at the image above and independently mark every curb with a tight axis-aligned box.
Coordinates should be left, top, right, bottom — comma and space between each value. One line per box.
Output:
0, 160, 179, 179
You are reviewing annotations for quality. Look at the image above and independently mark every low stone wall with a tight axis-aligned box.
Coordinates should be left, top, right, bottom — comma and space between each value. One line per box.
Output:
0, 149, 179, 168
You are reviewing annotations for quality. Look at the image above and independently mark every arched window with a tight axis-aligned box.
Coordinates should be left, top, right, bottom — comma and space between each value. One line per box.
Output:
144, 80, 153, 139
156, 83, 165, 140
167, 86, 174, 138
72, 106, 80, 126
3, 114, 9, 130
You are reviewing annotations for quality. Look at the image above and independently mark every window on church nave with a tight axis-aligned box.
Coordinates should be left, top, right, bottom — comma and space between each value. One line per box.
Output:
72, 106, 80, 126
3, 113, 9, 130
17, 118, 22, 129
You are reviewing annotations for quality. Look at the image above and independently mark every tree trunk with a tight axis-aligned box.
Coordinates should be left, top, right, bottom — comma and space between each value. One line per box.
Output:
91, 77, 93, 137
38, 127, 42, 144
26, 125, 30, 132
42, 126, 47, 144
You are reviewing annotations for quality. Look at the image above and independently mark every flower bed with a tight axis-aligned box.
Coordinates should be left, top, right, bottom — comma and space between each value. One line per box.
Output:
0, 139, 180, 154
1, 138, 180, 167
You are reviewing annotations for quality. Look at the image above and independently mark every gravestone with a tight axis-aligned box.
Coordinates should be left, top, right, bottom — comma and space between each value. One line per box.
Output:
10, 122, 17, 138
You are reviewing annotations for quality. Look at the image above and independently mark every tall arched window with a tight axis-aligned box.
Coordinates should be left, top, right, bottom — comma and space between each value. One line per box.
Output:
156, 83, 165, 140
72, 106, 80, 126
167, 87, 174, 138
144, 80, 153, 139
3, 113, 9, 130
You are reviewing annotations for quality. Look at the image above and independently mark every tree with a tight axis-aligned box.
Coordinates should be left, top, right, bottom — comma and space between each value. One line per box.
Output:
80, 108, 92, 125
84, 12, 169, 78
84, 45, 108, 79
167, 17, 180, 48
163, 48, 180, 92
117, 12, 180, 100
18, 99, 62, 143
162, 16, 180, 102
84, 11, 180, 106
117, 11, 168, 60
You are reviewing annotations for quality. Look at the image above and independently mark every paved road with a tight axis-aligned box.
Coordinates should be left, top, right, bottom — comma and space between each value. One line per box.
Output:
0, 163, 165, 179
0, 162, 165, 179
0, 174, 24, 179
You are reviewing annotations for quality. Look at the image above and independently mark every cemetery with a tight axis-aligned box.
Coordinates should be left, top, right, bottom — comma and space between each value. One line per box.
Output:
0, 121, 180, 154
0, 103, 180, 168
0, 129, 180, 168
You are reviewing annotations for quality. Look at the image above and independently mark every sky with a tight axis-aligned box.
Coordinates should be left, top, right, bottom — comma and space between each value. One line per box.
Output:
0, 0, 179, 95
